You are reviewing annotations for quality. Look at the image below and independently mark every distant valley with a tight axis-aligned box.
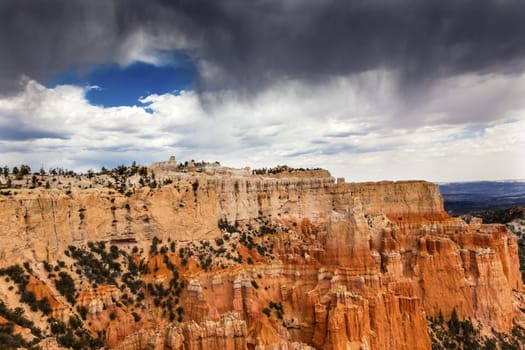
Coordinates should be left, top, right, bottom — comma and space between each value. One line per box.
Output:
439, 180, 525, 215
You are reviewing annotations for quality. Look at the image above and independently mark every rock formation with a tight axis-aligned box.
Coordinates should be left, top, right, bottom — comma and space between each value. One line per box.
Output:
0, 158, 523, 349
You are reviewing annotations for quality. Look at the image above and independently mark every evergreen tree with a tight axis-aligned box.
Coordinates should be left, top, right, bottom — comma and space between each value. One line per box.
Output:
448, 307, 460, 336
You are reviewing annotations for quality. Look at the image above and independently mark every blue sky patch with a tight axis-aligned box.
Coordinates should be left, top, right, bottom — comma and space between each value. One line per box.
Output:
449, 124, 487, 141
49, 57, 196, 107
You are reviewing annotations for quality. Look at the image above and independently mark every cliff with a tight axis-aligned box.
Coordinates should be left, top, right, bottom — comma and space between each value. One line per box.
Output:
0, 162, 523, 349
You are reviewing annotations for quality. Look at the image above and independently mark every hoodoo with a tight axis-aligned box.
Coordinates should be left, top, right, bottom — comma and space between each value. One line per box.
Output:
0, 158, 523, 349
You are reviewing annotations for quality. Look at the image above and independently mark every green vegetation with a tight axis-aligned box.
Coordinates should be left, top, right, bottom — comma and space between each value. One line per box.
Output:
76, 305, 88, 320
262, 307, 271, 317
252, 165, 322, 175
428, 308, 525, 349
0, 265, 51, 315
0, 322, 41, 350
218, 218, 238, 233
0, 300, 42, 339
48, 317, 103, 349
0, 160, 158, 193
68, 243, 120, 286
55, 271, 76, 305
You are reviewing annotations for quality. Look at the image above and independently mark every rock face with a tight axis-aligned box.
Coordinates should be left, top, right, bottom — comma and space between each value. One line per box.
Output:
0, 165, 523, 349
77, 285, 121, 315
0, 174, 436, 263
115, 312, 247, 350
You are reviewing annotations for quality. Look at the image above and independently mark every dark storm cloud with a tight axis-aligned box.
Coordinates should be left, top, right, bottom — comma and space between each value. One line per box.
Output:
0, 1, 116, 93
1, 0, 525, 94
0, 126, 67, 141
0, 114, 69, 141
158, 0, 525, 93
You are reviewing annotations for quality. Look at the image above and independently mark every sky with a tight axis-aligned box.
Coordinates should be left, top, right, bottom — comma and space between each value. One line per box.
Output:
0, 0, 525, 182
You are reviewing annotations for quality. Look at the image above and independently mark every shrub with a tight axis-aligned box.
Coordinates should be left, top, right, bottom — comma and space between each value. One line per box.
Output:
23, 262, 32, 274
448, 308, 460, 336
55, 272, 76, 305
76, 305, 88, 320
38, 297, 52, 315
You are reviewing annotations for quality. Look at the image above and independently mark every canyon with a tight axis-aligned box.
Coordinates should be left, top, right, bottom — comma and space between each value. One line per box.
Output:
0, 158, 524, 349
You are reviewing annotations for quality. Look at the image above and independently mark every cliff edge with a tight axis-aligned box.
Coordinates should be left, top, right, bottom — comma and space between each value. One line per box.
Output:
0, 159, 523, 349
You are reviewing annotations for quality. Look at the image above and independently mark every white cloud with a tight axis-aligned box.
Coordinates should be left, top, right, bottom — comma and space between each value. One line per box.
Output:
0, 72, 524, 182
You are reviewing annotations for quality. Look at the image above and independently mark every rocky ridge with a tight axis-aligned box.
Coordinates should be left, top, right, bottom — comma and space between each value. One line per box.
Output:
0, 158, 523, 349
463, 206, 525, 290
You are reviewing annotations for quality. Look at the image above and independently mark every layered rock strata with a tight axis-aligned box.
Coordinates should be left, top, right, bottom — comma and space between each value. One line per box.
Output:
0, 168, 523, 349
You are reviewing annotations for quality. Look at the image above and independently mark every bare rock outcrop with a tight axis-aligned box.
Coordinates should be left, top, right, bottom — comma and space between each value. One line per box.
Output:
0, 163, 523, 349
115, 311, 248, 350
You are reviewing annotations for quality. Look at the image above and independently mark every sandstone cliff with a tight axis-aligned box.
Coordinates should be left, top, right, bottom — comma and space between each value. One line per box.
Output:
0, 163, 523, 349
